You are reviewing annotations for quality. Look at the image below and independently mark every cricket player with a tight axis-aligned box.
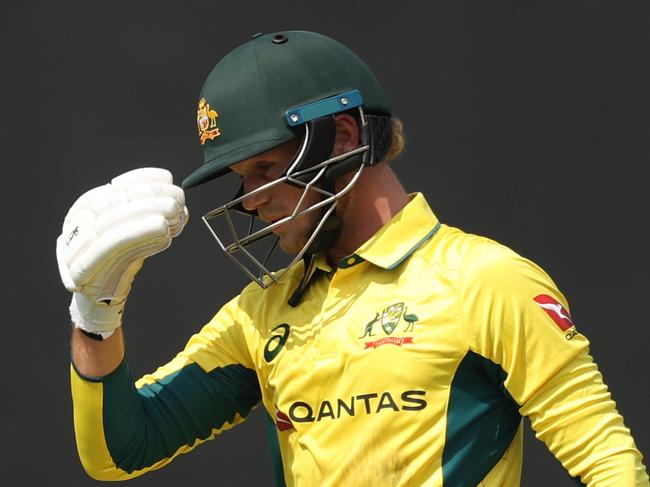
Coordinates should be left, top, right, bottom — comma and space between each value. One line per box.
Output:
56, 31, 649, 486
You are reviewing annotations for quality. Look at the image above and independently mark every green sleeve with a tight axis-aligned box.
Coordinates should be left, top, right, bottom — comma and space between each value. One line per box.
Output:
71, 356, 261, 480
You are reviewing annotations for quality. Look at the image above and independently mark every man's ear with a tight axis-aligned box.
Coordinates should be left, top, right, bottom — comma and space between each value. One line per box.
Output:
332, 114, 360, 156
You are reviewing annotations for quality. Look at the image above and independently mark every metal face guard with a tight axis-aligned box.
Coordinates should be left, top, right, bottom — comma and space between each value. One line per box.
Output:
201, 116, 369, 288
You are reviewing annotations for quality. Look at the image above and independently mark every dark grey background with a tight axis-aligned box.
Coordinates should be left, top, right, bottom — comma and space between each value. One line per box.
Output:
1, 1, 648, 485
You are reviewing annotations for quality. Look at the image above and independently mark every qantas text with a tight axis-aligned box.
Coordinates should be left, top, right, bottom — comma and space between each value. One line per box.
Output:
288, 390, 427, 423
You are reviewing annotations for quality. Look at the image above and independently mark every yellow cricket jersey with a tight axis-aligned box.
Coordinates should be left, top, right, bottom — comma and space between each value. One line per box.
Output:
71, 193, 649, 486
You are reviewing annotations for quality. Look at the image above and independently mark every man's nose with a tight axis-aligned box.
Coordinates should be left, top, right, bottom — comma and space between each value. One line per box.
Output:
241, 178, 272, 212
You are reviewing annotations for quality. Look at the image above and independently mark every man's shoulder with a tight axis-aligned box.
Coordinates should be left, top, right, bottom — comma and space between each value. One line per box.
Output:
418, 223, 554, 298
415, 223, 514, 272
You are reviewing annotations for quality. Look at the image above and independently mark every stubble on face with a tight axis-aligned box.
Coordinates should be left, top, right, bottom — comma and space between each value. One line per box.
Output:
273, 188, 323, 254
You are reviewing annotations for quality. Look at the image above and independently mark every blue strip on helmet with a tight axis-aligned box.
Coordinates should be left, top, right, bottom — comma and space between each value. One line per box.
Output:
285, 90, 364, 127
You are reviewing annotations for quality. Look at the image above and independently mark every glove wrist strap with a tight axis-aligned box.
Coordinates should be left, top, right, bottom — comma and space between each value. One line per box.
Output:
70, 292, 124, 339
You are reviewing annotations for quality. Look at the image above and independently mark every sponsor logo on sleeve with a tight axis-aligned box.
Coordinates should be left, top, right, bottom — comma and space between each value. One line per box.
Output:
533, 294, 578, 339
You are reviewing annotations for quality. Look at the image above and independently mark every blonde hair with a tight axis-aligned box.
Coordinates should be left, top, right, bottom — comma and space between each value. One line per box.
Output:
384, 116, 405, 163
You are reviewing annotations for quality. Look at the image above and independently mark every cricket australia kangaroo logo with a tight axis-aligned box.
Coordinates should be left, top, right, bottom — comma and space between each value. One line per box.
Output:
359, 302, 419, 349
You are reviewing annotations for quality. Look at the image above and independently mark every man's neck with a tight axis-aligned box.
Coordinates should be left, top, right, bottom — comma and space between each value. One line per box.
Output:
326, 163, 409, 266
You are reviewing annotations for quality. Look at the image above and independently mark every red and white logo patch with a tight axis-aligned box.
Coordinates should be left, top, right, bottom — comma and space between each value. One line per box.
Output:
533, 294, 574, 331
276, 408, 294, 432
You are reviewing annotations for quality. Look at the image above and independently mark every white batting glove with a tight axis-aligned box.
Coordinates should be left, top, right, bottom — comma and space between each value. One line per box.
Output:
56, 168, 188, 338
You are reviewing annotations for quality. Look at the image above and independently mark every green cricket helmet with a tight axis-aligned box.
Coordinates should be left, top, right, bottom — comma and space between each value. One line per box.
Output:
183, 31, 393, 296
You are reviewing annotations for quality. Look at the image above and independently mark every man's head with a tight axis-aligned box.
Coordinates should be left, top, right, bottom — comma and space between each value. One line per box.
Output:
183, 31, 399, 286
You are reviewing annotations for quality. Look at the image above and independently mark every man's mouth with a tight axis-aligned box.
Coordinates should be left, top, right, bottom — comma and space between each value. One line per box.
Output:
261, 215, 282, 225
260, 214, 288, 233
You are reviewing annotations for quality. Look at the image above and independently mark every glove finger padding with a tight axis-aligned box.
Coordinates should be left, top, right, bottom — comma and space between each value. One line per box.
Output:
62, 168, 178, 229
111, 167, 172, 188
60, 189, 185, 277
93, 196, 180, 236
70, 213, 171, 299
56, 168, 188, 298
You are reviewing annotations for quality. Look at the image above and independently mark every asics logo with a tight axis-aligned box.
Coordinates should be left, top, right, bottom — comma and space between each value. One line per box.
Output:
264, 323, 290, 362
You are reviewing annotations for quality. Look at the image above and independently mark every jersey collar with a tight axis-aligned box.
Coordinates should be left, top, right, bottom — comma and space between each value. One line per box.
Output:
339, 193, 441, 270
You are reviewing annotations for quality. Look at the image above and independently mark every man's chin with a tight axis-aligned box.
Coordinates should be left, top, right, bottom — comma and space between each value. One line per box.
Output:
277, 235, 308, 255
278, 241, 302, 255
275, 218, 318, 255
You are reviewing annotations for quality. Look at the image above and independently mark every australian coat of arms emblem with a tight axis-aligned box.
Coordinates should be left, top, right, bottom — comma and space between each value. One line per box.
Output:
359, 302, 419, 349
197, 98, 220, 145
